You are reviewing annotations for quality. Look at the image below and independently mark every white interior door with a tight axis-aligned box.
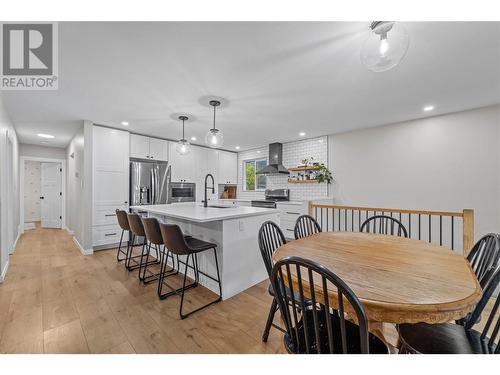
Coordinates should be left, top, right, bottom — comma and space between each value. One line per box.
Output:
41, 162, 62, 228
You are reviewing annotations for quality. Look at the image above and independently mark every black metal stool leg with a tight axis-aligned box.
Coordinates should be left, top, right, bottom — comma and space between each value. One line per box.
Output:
116, 230, 128, 262
138, 242, 151, 281
125, 234, 135, 269
178, 247, 222, 319
213, 247, 222, 299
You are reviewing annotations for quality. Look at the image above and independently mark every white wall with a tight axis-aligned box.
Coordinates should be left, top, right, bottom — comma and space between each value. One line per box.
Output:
0, 93, 19, 282
328, 105, 500, 244
19, 143, 66, 159
65, 121, 93, 253
66, 126, 85, 246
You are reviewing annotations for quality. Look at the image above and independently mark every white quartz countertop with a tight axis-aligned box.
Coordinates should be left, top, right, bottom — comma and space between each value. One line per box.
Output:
130, 203, 277, 223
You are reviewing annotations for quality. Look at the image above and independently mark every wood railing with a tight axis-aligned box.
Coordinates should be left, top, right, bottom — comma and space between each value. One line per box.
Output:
308, 202, 474, 255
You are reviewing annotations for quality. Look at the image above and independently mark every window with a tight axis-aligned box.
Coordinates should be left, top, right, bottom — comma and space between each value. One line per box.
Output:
244, 158, 267, 191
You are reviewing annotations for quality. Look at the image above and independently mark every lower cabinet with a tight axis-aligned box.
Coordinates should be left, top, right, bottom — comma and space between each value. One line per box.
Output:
92, 224, 128, 247
276, 202, 305, 239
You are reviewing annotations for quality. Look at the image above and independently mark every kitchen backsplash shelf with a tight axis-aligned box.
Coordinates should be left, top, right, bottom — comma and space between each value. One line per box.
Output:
288, 179, 319, 184
288, 166, 320, 172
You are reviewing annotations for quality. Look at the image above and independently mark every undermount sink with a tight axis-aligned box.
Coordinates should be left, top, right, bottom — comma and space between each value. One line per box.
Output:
206, 205, 234, 209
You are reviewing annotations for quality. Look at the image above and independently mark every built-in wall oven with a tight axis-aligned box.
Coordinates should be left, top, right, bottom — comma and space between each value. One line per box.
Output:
168, 182, 196, 203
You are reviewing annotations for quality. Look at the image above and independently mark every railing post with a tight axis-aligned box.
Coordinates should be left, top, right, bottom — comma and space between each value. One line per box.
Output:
308, 201, 313, 216
462, 209, 474, 257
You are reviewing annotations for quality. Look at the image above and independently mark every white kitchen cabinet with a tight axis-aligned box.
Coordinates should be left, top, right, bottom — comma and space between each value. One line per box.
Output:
169, 141, 197, 182
130, 134, 169, 161
130, 134, 150, 159
217, 150, 238, 184
196, 147, 219, 203
93, 126, 130, 247
276, 202, 306, 239
149, 137, 166, 160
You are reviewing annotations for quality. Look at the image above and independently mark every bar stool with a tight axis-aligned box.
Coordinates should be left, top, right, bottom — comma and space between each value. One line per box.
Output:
140, 217, 178, 284
158, 223, 222, 319
126, 213, 158, 272
115, 209, 130, 262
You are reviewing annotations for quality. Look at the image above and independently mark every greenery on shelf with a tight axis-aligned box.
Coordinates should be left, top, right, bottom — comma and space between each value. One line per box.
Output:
315, 163, 333, 184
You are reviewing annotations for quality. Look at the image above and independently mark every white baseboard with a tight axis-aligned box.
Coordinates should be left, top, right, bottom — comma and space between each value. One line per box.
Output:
0, 260, 9, 283
9, 232, 20, 255
64, 226, 74, 235
72, 236, 93, 256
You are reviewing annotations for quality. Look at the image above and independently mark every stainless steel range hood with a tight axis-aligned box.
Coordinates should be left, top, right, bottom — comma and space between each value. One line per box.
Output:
256, 143, 290, 175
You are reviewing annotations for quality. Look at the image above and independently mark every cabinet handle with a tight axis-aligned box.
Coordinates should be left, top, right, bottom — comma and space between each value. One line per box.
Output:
105, 233, 117, 236
286, 211, 301, 215
286, 229, 294, 232
104, 214, 116, 217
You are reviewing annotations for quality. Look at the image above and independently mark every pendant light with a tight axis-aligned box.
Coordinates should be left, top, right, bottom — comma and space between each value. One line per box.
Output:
205, 100, 224, 148
175, 115, 191, 155
360, 21, 409, 72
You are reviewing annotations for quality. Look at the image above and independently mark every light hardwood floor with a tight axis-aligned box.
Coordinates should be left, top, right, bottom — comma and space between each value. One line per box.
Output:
0, 225, 294, 353
1, 226, 495, 354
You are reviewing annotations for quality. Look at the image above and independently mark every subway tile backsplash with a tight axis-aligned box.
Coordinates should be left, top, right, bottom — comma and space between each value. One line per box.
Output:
237, 136, 328, 201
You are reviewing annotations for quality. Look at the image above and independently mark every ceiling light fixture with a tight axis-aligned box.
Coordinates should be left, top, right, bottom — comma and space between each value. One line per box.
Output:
190, 136, 197, 141
235, 146, 240, 150
361, 21, 409, 72
121, 121, 129, 126
299, 132, 306, 137
37, 133, 55, 139
423, 105, 435, 112
205, 100, 223, 148
176, 115, 191, 156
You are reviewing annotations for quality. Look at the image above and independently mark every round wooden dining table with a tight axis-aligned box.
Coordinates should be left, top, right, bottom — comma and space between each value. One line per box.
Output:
272, 232, 482, 326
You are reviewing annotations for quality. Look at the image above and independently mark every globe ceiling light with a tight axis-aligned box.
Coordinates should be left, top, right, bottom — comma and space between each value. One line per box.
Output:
176, 115, 191, 155
360, 21, 409, 73
205, 100, 224, 148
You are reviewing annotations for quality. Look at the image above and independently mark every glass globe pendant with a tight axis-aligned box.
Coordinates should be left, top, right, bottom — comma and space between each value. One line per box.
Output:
175, 115, 191, 155
205, 100, 224, 148
360, 21, 409, 72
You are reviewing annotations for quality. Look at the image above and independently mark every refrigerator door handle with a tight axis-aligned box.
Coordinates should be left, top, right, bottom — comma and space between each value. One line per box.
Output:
150, 168, 155, 205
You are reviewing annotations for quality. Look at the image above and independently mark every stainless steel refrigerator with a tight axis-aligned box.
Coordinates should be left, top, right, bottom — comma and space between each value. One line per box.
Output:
130, 159, 171, 206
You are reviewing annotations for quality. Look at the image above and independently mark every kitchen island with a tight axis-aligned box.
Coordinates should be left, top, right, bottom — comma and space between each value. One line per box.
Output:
131, 203, 280, 299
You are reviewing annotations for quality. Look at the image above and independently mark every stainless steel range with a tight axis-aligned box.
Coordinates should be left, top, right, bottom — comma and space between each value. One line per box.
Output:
251, 189, 290, 208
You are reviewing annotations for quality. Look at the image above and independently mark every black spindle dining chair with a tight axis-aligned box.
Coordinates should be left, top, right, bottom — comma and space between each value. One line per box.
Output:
467, 233, 500, 288
398, 266, 500, 354
360, 215, 408, 238
258, 221, 288, 342
294, 215, 322, 240
270, 256, 389, 354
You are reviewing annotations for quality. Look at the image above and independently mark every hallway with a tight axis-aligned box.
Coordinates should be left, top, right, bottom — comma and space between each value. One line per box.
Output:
0, 226, 287, 353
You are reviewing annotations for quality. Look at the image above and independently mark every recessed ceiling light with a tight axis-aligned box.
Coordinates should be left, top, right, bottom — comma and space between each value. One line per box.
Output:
40, 141, 48, 144
423, 105, 434, 112
257, 150, 261, 154
299, 132, 306, 137
235, 146, 240, 150
190, 136, 197, 141
37, 133, 55, 139
121, 121, 129, 126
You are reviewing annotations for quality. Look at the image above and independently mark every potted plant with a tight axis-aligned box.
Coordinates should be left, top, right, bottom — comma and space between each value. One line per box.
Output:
315, 163, 333, 184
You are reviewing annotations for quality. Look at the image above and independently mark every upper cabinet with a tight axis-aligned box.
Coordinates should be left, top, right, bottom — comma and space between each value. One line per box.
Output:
92, 126, 129, 210
168, 141, 197, 182
218, 151, 238, 184
130, 134, 169, 161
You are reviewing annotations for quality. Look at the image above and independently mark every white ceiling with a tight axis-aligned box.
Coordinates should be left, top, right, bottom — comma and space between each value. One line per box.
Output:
5, 22, 500, 150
